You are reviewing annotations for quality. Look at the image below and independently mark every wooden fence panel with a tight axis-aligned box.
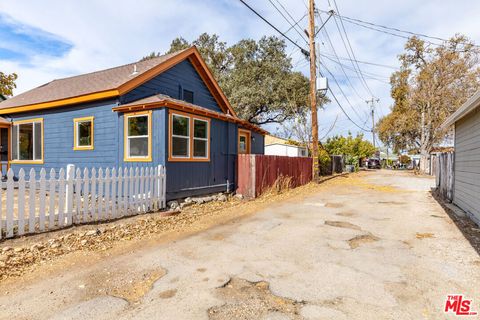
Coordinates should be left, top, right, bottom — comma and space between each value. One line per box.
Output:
436, 152, 455, 202
0, 165, 166, 239
237, 154, 312, 198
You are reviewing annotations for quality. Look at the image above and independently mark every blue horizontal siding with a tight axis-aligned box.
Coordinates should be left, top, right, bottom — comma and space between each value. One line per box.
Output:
121, 60, 222, 113
8, 99, 120, 177
118, 108, 166, 169
165, 116, 237, 199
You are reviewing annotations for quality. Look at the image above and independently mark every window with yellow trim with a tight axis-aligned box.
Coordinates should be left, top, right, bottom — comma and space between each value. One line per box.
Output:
73, 117, 94, 150
124, 111, 152, 161
170, 112, 210, 161
12, 118, 43, 162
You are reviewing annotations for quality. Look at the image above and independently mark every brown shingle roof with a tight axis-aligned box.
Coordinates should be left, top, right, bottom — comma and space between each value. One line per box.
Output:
112, 94, 268, 135
0, 50, 187, 110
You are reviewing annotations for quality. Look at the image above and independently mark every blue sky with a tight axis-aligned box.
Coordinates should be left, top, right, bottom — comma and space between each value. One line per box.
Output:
1, 0, 480, 142
0, 13, 72, 64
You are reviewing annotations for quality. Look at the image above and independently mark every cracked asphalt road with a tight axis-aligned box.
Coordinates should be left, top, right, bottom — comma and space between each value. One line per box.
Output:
1, 170, 479, 319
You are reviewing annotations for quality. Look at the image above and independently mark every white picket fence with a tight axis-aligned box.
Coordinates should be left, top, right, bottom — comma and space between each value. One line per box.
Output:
0, 165, 166, 239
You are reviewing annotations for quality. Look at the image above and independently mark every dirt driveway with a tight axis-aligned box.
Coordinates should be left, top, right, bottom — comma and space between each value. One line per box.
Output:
1, 170, 479, 319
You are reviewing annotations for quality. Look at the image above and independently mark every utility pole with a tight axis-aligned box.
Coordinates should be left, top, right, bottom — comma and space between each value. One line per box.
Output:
366, 97, 379, 149
308, 0, 319, 180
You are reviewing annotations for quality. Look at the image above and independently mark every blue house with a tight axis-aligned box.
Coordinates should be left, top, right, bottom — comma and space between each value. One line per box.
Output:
0, 47, 266, 200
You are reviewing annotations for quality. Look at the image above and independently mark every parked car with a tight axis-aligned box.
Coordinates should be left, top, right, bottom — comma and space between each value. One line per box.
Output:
367, 158, 381, 169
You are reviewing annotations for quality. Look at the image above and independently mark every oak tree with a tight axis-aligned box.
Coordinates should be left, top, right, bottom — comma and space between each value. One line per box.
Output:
143, 33, 311, 125
377, 35, 480, 171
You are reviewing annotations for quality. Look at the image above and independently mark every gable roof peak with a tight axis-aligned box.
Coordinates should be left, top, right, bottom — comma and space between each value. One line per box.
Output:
0, 46, 236, 117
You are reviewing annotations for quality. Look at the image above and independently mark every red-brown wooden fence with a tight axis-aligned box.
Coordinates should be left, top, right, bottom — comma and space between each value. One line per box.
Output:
237, 154, 312, 198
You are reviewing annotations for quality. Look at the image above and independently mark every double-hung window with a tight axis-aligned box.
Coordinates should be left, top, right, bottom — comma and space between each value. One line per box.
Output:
169, 112, 210, 161
73, 116, 94, 150
124, 111, 152, 162
12, 118, 43, 163
193, 119, 208, 158
171, 114, 190, 158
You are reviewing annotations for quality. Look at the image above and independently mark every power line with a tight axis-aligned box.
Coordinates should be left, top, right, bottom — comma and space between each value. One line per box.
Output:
237, 0, 309, 56
316, 13, 366, 101
330, 11, 480, 48
285, 13, 307, 34
331, 0, 375, 97
321, 62, 370, 126
321, 52, 398, 70
267, 0, 308, 44
327, 87, 371, 132
321, 9, 480, 49
321, 54, 391, 82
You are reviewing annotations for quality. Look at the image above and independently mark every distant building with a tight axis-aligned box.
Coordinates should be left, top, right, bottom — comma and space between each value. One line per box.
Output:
264, 135, 308, 157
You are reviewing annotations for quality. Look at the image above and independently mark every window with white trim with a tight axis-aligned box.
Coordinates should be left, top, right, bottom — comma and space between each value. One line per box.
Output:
170, 112, 210, 161
193, 119, 208, 158
171, 114, 190, 158
125, 111, 151, 161
12, 119, 43, 162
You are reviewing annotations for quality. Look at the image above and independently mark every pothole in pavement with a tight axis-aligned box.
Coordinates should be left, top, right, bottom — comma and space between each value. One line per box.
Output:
336, 211, 356, 217
325, 202, 344, 208
158, 289, 177, 299
325, 221, 361, 230
83, 267, 166, 304
377, 201, 406, 205
208, 277, 304, 320
415, 232, 435, 239
348, 234, 380, 249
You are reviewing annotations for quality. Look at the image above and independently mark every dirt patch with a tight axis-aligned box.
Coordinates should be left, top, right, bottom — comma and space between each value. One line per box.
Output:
208, 277, 303, 320
0, 181, 327, 285
378, 201, 406, 205
415, 233, 435, 239
348, 234, 380, 249
431, 191, 480, 255
325, 221, 361, 230
336, 212, 356, 217
197, 268, 207, 272
325, 203, 344, 208
84, 267, 165, 303
159, 289, 177, 299
208, 233, 226, 241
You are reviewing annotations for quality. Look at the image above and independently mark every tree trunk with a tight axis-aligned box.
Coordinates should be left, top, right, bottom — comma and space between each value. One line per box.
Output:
419, 107, 430, 174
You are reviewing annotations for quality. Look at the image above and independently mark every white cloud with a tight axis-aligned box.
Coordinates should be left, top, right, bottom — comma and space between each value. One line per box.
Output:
1, 0, 480, 141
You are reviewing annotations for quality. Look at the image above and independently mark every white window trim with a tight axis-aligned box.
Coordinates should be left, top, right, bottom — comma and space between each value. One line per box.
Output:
171, 114, 191, 159
193, 118, 208, 159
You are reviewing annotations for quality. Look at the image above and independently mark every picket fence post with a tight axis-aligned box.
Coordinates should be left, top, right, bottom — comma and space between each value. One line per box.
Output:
66, 164, 75, 226
49, 169, 56, 229
0, 165, 166, 238
18, 169, 26, 236
6, 169, 14, 238
28, 168, 36, 233
0, 171, 3, 240
39, 169, 47, 231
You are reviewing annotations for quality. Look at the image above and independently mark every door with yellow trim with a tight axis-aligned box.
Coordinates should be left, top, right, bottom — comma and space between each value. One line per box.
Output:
238, 129, 251, 154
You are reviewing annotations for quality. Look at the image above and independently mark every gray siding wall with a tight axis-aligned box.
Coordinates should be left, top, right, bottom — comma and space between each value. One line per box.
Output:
454, 105, 480, 223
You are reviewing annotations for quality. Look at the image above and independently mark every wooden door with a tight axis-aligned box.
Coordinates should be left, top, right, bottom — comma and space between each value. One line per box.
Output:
238, 129, 251, 154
